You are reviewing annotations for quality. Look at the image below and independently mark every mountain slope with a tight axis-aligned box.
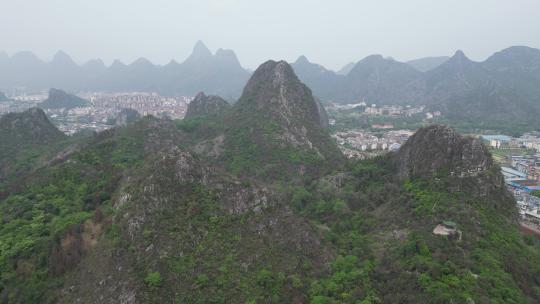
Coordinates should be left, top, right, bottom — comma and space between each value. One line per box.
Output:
0, 112, 336, 303
0, 107, 67, 184
483, 46, 540, 73
184, 92, 230, 119
49, 51, 82, 89
298, 125, 540, 303
336, 62, 356, 75
337, 55, 424, 104
39, 88, 90, 109
424, 51, 491, 100
170, 41, 251, 98
291, 56, 343, 101
0, 107, 64, 144
2, 59, 540, 304
424, 49, 540, 132
1, 105, 540, 303
221, 60, 342, 179
406, 56, 449, 72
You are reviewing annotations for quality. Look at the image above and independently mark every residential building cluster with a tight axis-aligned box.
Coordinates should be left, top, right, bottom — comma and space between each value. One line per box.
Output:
1, 91, 192, 135
363, 104, 429, 117
480, 134, 540, 229
0, 89, 48, 115
49, 92, 191, 135
86, 92, 191, 119
0, 100, 39, 115
483, 133, 540, 152
332, 129, 413, 158
326, 101, 429, 117
498, 152, 540, 229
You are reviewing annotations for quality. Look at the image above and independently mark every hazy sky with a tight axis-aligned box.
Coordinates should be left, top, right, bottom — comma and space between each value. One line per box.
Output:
2, 0, 539, 70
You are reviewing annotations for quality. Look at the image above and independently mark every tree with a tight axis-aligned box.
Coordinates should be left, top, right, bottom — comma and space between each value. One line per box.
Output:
145, 271, 162, 289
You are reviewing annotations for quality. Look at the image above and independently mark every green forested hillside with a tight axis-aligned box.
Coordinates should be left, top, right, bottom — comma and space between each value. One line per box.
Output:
1, 62, 540, 304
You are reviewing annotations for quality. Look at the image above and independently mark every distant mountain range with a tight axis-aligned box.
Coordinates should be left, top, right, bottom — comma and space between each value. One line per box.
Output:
0, 41, 250, 100
405, 56, 450, 72
291, 46, 540, 129
2, 44, 540, 129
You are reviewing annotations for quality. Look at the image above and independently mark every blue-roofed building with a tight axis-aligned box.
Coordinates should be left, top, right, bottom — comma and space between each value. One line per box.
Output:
481, 135, 512, 142
508, 180, 540, 193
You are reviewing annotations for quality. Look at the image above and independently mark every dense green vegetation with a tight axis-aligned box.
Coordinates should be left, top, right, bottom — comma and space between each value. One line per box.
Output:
3, 61, 540, 303
176, 98, 339, 181
327, 107, 427, 133
283, 157, 540, 303
3, 116, 540, 303
0, 164, 110, 302
0, 119, 154, 302
327, 106, 540, 137
433, 117, 540, 137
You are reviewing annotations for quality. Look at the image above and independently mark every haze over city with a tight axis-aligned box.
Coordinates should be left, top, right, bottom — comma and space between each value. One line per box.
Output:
2, 0, 540, 69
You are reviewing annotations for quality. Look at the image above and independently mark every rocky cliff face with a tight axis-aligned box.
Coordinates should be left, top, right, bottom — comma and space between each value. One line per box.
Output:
397, 125, 493, 180
396, 125, 510, 202
314, 97, 329, 129
219, 60, 342, 179
0, 107, 67, 191
184, 92, 230, 119
236, 60, 334, 152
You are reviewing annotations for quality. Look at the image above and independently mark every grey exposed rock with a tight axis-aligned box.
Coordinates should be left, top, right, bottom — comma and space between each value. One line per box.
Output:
396, 125, 513, 202
314, 97, 329, 129
396, 125, 493, 180
237, 60, 336, 153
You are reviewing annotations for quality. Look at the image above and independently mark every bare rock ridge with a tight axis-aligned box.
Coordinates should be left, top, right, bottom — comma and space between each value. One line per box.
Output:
235, 61, 339, 159
217, 60, 342, 179
237, 60, 330, 146
397, 125, 494, 180
396, 125, 513, 203
184, 92, 230, 119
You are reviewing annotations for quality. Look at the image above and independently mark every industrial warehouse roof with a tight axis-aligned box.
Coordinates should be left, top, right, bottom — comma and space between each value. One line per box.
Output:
501, 166, 528, 178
